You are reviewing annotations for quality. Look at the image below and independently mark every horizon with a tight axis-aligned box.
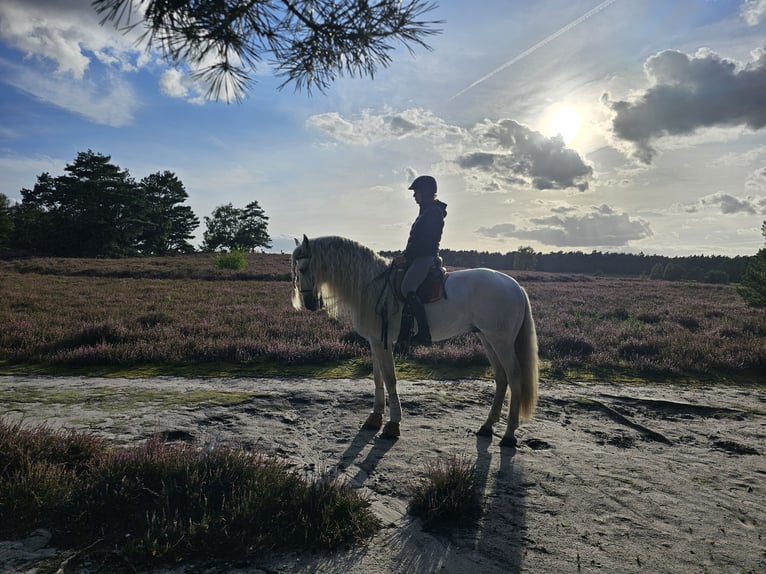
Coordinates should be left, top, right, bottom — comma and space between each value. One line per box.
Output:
2, 1, 766, 259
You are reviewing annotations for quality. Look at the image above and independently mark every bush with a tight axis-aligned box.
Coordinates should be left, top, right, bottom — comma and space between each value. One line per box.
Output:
0, 420, 380, 565
408, 454, 481, 529
214, 249, 247, 270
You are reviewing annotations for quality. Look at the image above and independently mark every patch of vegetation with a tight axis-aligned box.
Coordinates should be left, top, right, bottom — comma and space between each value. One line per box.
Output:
214, 249, 248, 271
408, 454, 482, 529
0, 420, 380, 568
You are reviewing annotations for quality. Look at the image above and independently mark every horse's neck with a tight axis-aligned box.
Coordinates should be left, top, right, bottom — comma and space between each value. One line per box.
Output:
315, 239, 386, 311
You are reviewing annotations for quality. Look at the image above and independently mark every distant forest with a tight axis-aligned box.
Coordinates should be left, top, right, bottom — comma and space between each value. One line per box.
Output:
383, 248, 750, 283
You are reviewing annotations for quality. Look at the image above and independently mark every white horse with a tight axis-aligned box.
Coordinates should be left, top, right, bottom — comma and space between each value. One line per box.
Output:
291, 235, 538, 447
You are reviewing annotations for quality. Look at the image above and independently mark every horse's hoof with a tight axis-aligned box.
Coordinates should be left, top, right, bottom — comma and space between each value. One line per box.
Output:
362, 413, 383, 430
381, 421, 400, 439
476, 424, 493, 437
500, 434, 517, 448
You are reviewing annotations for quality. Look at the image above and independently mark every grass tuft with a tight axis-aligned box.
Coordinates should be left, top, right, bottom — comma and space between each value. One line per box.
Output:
408, 454, 481, 529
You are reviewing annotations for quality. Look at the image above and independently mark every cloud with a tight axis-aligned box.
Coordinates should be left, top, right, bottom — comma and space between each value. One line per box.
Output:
307, 110, 593, 192
462, 119, 593, 191
477, 204, 652, 247
603, 47, 766, 163
0, 0, 142, 79
683, 192, 766, 215
306, 108, 461, 145
0, 0, 145, 124
742, 0, 766, 25
0, 57, 138, 127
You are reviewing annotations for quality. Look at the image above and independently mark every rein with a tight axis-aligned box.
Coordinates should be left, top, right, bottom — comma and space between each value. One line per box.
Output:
373, 263, 400, 350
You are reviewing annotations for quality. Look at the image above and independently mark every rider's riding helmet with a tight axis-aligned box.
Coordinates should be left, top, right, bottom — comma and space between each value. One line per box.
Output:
408, 175, 437, 197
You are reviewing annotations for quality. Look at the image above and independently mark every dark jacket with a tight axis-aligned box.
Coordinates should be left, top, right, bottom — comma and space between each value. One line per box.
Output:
403, 199, 448, 262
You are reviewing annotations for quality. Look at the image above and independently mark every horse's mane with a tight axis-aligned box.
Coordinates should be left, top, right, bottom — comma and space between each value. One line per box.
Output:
303, 236, 397, 332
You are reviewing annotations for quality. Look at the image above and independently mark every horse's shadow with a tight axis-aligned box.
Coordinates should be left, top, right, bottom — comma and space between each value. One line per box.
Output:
334, 426, 527, 573
334, 427, 397, 485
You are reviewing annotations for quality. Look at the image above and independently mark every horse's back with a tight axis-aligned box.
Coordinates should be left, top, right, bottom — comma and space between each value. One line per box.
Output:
445, 267, 525, 300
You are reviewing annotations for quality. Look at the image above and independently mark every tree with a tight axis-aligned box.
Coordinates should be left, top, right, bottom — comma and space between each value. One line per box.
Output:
13, 151, 199, 257
738, 221, 766, 307
16, 151, 143, 257
0, 193, 13, 250
202, 201, 271, 252
513, 246, 537, 271
94, 0, 441, 101
139, 171, 199, 254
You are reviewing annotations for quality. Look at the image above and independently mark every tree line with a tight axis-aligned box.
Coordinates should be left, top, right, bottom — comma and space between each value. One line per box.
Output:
434, 247, 751, 284
0, 150, 271, 257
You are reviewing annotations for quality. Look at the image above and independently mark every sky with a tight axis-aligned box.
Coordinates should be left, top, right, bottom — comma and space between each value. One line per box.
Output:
1, 0, 766, 257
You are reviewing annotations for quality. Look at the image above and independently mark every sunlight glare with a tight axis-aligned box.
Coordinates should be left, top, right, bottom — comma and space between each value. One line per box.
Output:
548, 105, 582, 143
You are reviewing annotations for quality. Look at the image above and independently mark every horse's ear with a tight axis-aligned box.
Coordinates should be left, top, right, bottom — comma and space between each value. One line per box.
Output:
294, 237, 300, 247
302, 234, 310, 254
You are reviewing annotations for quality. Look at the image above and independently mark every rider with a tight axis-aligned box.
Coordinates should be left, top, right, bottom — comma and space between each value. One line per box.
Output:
394, 175, 448, 346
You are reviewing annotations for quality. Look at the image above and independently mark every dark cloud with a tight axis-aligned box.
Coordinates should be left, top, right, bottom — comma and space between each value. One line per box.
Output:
457, 119, 593, 191
477, 204, 652, 247
603, 47, 766, 163
684, 192, 766, 214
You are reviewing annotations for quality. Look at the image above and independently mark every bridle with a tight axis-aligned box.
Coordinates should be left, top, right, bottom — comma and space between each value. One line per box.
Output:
293, 254, 322, 311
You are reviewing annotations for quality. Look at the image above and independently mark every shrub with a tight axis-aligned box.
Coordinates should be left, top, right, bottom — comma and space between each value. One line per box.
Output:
409, 454, 481, 529
214, 249, 247, 270
0, 420, 380, 565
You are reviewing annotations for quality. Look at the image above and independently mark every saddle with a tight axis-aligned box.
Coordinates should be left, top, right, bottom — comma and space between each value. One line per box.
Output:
392, 257, 448, 304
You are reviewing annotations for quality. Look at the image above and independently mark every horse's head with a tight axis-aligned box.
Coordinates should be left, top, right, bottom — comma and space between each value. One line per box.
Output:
291, 234, 323, 311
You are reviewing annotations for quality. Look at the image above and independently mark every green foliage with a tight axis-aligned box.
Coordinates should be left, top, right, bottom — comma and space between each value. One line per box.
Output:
0, 420, 380, 565
662, 261, 685, 281
0, 193, 13, 250
649, 262, 664, 280
203, 201, 271, 252
10, 150, 200, 257
94, 0, 441, 101
704, 269, 729, 284
408, 454, 481, 528
214, 249, 248, 270
738, 250, 766, 307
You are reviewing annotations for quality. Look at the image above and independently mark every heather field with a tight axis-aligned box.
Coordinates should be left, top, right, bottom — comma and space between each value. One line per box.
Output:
1, 253, 764, 378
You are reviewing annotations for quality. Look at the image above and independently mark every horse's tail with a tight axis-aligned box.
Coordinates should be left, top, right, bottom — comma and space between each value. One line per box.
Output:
514, 288, 539, 420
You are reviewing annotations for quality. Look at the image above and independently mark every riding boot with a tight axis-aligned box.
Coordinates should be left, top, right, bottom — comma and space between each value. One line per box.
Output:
406, 292, 432, 346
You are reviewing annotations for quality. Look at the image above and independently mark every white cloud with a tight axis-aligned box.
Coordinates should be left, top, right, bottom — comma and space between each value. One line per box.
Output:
307, 109, 593, 193
0, 58, 138, 127
741, 0, 766, 25
0, 0, 142, 79
160, 69, 189, 98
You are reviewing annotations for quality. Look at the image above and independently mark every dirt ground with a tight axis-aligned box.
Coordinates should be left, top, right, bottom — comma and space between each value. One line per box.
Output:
1, 375, 765, 573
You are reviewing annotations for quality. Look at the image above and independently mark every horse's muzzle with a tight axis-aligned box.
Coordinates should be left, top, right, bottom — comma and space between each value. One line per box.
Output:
302, 290, 320, 311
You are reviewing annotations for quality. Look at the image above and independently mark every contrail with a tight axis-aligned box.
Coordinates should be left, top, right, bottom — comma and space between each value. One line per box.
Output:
449, 0, 620, 101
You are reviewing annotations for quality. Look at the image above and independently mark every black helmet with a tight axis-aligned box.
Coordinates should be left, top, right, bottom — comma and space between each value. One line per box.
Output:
408, 175, 437, 196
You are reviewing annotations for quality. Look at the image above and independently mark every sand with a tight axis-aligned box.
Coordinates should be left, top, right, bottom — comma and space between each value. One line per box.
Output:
1, 374, 764, 573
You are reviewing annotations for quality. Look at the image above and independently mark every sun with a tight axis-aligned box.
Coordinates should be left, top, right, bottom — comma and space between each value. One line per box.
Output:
547, 105, 582, 144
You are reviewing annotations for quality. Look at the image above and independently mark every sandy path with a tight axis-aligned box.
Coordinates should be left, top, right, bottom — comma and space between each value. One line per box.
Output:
1, 375, 765, 573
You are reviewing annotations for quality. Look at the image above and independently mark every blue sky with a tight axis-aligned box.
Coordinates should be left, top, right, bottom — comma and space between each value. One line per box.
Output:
1, 0, 766, 256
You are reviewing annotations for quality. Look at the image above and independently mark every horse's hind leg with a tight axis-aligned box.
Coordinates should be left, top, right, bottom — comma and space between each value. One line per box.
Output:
480, 333, 522, 447
477, 333, 508, 438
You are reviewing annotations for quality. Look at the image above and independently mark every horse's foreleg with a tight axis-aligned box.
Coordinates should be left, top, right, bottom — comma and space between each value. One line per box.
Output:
371, 342, 400, 439
362, 350, 386, 430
